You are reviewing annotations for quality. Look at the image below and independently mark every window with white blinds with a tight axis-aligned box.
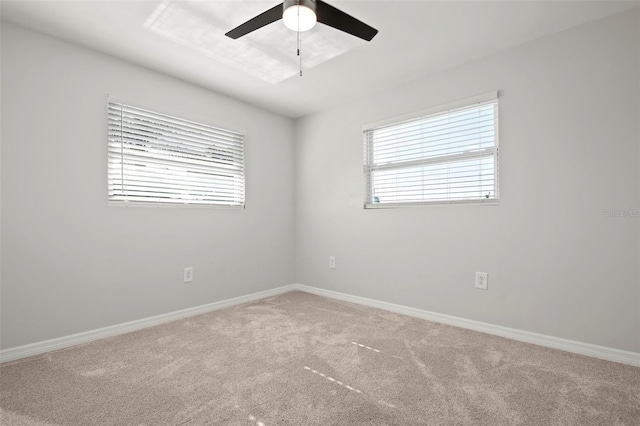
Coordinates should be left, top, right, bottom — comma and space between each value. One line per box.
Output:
363, 92, 499, 208
108, 100, 245, 207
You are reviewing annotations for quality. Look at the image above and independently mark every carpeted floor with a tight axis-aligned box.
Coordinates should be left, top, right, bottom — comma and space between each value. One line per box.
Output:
1, 290, 639, 425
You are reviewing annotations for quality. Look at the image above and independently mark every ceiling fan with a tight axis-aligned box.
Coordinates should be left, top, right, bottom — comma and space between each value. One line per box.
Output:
225, 0, 378, 41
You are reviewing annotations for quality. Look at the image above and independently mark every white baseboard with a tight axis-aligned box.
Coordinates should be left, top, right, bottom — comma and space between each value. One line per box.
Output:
0, 284, 297, 363
3, 283, 638, 367
292, 284, 640, 367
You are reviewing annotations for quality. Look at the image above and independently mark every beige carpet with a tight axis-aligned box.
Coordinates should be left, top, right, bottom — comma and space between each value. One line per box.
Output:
1, 291, 639, 425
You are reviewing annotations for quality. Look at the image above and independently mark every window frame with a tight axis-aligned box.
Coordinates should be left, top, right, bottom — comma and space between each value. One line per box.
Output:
107, 97, 246, 208
362, 92, 499, 209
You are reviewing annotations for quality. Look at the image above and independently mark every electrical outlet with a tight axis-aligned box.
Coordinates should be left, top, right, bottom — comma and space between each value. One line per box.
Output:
329, 256, 336, 269
184, 267, 194, 283
475, 272, 488, 290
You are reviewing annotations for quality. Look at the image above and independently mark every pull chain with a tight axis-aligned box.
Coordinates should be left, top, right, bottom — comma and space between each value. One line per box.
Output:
296, 7, 302, 76
298, 30, 302, 76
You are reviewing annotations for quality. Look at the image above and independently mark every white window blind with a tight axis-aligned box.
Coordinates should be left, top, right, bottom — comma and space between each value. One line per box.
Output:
108, 100, 245, 207
363, 93, 499, 208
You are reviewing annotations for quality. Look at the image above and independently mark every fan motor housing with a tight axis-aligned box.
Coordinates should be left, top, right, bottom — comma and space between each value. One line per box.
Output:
283, 0, 317, 14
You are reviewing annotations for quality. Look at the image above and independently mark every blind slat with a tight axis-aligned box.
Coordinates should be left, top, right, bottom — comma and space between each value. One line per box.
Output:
108, 104, 242, 139
114, 148, 244, 172
108, 119, 244, 151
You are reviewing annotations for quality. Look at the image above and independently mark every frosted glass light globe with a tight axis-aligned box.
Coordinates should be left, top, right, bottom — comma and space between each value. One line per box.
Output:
283, 5, 317, 32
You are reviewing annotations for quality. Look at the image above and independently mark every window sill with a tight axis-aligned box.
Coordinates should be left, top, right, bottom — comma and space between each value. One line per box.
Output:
364, 199, 499, 209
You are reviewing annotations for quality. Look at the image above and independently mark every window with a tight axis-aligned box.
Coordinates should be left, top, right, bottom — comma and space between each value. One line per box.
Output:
108, 100, 245, 207
363, 92, 499, 208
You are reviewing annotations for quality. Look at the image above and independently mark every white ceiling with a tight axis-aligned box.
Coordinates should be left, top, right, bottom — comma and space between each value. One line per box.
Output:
1, 1, 637, 118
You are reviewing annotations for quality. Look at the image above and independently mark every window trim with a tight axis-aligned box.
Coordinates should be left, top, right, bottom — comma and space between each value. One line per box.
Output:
107, 96, 246, 208
362, 91, 499, 209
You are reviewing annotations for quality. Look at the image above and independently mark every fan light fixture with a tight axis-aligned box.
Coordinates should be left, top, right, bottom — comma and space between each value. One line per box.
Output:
225, 0, 378, 42
282, 0, 317, 32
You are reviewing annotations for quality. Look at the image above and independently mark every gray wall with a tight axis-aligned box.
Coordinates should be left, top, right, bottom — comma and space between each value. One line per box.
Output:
295, 10, 640, 353
2, 10, 639, 355
1, 22, 296, 349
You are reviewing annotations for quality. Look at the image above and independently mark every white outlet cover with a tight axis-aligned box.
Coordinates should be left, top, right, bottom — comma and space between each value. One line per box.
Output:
475, 272, 488, 290
184, 267, 194, 283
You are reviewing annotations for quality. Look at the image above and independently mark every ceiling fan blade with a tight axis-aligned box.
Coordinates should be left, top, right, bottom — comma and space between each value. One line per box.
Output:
315, 0, 378, 41
225, 3, 283, 39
